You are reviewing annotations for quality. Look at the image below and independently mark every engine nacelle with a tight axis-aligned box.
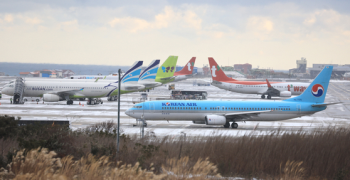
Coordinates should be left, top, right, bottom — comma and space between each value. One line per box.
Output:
43, 94, 60, 102
205, 115, 227, 125
192, 121, 205, 124
280, 91, 292, 97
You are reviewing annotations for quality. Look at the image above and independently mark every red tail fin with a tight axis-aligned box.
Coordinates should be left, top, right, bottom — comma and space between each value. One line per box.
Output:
174, 57, 196, 76
208, 57, 235, 82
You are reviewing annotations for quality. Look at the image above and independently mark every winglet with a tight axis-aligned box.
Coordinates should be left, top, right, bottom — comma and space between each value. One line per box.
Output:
95, 78, 99, 82
266, 79, 272, 88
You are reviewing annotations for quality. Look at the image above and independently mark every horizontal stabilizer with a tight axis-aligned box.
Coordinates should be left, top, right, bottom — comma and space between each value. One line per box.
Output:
311, 102, 342, 107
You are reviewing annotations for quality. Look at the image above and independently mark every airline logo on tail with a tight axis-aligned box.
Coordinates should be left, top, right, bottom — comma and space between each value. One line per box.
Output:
211, 65, 220, 77
187, 62, 194, 71
312, 84, 324, 97
161, 66, 175, 73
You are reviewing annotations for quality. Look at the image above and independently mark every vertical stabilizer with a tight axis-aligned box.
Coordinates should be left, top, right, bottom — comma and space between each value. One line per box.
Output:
284, 66, 333, 103
120, 61, 143, 84
155, 56, 178, 83
174, 57, 196, 76
139, 60, 160, 82
208, 57, 235, 82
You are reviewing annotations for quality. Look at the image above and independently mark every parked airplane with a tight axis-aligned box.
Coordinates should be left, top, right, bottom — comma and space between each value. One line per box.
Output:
172, 57, 196, 82
126, 66, 337, 128
2, 61, 144, 105
209, 57, 310, 99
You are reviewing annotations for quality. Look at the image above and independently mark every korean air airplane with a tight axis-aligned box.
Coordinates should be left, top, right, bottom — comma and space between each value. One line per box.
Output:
126, 66, 337, 128
2, 61, 145, 105
209, 57, 310, 99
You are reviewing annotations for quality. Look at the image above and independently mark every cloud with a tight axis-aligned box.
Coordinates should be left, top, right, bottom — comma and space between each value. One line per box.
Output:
4, 14, 13, 22
108, 6, 202, 33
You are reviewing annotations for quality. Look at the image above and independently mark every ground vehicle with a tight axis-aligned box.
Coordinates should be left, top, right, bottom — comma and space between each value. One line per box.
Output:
23, 97, 42, 102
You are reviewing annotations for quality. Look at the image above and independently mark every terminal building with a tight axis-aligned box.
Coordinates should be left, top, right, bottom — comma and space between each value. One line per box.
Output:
309, 64, 350, 78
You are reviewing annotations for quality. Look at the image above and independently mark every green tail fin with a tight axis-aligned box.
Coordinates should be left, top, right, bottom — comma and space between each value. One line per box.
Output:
155, 56, 178, 84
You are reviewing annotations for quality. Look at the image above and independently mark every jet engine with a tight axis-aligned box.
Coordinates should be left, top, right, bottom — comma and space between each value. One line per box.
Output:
280, 91, 292, 97
43, 94, 60, 102
205, 115, 226, 125
192, 121, 205, 124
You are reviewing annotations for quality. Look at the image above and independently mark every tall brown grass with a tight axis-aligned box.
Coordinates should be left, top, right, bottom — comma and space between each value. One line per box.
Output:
1, 148, 220, 179
1, 115, 349, 179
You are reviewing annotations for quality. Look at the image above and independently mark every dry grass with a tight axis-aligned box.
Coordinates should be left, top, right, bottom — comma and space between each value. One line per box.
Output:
1, 116, 350, 179
0, 148, 221, 180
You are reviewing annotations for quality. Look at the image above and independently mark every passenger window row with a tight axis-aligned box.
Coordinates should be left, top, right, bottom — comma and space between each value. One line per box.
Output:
161, 107, 291, 111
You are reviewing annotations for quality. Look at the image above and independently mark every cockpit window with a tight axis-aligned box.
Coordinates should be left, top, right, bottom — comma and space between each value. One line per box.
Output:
133, 106, 142, 109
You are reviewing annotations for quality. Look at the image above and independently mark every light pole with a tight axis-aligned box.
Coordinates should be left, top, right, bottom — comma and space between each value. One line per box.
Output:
117, 69, 121, 154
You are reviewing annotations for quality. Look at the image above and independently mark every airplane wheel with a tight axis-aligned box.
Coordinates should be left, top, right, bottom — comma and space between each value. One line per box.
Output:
261, 95, 265, 99
231, 123, 238, 129
101, 101, 103, 104
223, 122, 230, 128
267, 95, 271, 99
70, 100, 73, 105
94, 99, 97, 105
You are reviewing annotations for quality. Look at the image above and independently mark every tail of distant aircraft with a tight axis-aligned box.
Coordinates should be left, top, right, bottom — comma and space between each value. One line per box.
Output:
284, 66, 333, 103
120, 61, 143, 84
174, 57, 196, 76
208, 57, 235, 82
139, 60, 160, 82
155, 56, 178, 83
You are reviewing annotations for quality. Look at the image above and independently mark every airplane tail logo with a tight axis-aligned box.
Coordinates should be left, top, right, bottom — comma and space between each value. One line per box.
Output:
284, 66, 332, 103
162, 66, 175, 73
311, 84, 324, 97
208, 57, 234, 82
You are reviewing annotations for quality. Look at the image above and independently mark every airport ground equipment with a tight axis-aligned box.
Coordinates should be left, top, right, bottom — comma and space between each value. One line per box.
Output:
171, 90, 207, 100
168, 84, 175, 90
13, 77, 25, 104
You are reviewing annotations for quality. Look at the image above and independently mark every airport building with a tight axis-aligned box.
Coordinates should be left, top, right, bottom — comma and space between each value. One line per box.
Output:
234, 63, 252, 74
309, 64, 350, 78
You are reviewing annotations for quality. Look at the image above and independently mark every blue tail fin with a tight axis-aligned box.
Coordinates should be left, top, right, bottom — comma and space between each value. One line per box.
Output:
284, 66, 333, 103
120, 61, 143, 84
139, 60, 160, 82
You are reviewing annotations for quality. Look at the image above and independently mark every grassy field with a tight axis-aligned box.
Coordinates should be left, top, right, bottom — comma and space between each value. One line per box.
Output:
0, 115, 349, 179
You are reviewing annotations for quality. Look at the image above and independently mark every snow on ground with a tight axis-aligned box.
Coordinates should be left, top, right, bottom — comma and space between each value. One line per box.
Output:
1, 78, 350, 137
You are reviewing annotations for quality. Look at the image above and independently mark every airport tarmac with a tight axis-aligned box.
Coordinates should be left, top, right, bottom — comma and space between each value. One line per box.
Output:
1, 77, 350, 137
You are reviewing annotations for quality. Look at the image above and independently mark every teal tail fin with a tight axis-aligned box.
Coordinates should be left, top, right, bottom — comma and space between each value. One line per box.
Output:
284, 66, 333, 103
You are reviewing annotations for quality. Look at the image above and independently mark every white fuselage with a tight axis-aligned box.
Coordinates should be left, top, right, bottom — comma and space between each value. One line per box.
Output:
212, 81, 309, 95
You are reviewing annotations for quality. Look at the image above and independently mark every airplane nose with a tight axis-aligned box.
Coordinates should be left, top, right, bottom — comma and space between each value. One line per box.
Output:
125, 109, 130, 116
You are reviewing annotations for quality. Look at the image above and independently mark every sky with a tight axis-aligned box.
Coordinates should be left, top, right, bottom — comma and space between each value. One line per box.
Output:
0, 0, 350, 70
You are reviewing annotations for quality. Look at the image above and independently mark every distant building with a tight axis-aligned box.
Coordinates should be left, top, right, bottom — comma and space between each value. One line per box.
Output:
0, 72, 6, 76
19, 69, 75, 78
234, 63, 252, 74
309, 64, 350, 78
289, 57, 307, 74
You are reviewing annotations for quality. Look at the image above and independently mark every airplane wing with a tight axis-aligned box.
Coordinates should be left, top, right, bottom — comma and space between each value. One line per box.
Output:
224, 110, 272, 120
46, 89, 84, 99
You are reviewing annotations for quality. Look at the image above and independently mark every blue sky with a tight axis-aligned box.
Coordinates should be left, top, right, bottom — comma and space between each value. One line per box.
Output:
0, 0, 349, 69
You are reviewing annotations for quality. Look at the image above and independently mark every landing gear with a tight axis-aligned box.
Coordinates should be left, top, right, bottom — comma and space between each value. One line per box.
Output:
231, 123, 238, 129
87, 98, 103, 105
267, 95, 271, 99
261, 95, 265, 99
223, 122, 230, 128
108, 96, 117, 101
67, 99, 73, 105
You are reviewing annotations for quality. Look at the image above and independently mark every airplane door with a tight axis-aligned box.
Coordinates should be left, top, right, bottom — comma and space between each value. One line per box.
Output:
296, 104, 301, 114
150, 103, 155, 112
